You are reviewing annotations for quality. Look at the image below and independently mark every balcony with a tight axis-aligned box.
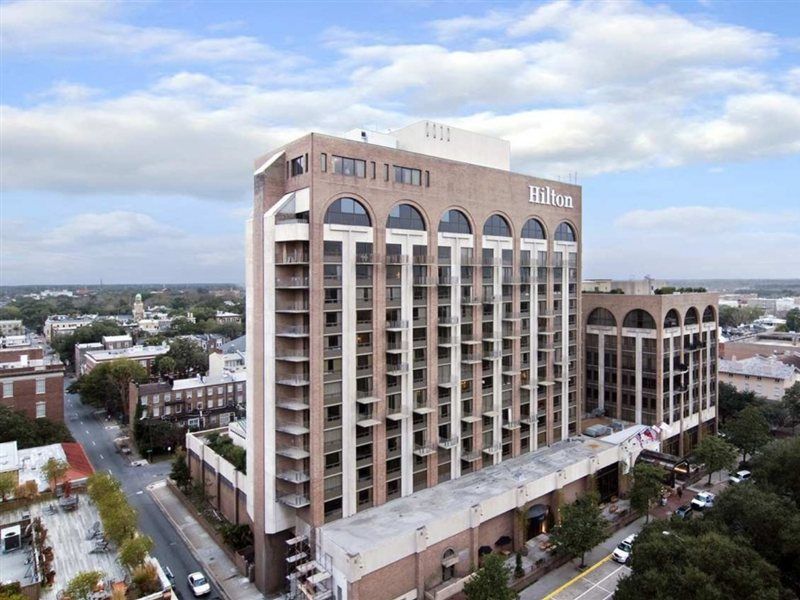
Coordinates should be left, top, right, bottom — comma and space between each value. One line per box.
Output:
461, 336, 482, 345
438, 436, 459, 449
462, 450, 481, 462
439, 316, 460, 325
278, 493, 310, 509
438, 276, 459, 286
386, 340, 408, 353
275, 252, 309, 265
356, 416, 381, 428
462, 353, 482, 364
413, 254, 436, 265
483, 350, 502, 360
503, 420, 521, 430
483, 443, 502, 455
385, 254, 409, 265
276, 446, 310, 460
277, 398, 309, 411
276, 421, 310, 436
413, 443, 437, 457
276, 353, 309, 363
483, 293, 503, 304
356, 391, 379, 404
277, 375, 310, 387
413, 403, 434, 415
386, 409, 411, 421
324, 275, 342, 287
438, 336, 460, 347
356, 319, 372, 333
438, 377, 458, 388
323, 253, 342, 263
276, 302, 309, 314
462, 296, 482, 305
414, 276, 437, 287
461, 415, 481, 423
276, 470, 310, 484
386, 320, 409, 331
355, 253, 375, 264
275, 277, 309, 288
387, 362, 409, 376
277, 326, 309, 338
502, 313, 521, 321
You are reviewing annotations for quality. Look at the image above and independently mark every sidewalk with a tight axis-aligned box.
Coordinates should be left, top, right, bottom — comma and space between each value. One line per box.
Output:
519, 516, 646, 599
148, 480, 264, 600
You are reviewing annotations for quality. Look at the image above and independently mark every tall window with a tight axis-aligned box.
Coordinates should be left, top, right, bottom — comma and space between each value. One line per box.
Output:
664, 309, 680, 328
483, 214, 511, 237
324, 198, 371, 227
387, 204, 425, 231
623, 309, 656, 329
36, 402, 46, 419
35, 378, 45, 394
521, 218, 546, 239
587, 308, 616, 327
289, 155, 306, 176
685, 308, 699, 325
2, 381, 12, 398
438, 209, 472, 234
554, 222, 576, 242
702, 306, 715, 322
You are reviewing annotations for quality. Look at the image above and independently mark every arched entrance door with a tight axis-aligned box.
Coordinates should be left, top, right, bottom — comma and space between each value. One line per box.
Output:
526, 504, 550, 539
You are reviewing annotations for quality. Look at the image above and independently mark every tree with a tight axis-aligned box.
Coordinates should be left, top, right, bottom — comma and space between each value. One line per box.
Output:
726, 404, 771, 463
786, 308, 800, 333
709, 484, 800, 591
42, 457, 69, 492
15, 480, 39, 508
133, 420, 185, 456
164, 338, 208, 376
463, 553, 517, 600
170, 448, 191, 490
0, 406, 73, 448
751, 437, 800, 505
102, 502, 138, 546
717, 382, 760, 424
70, 363, 118, 411
693, 435, 738, 484
615, 527, 787, 600
51, 319, 126, 365
119, 535, 154, 571
782, 382, 800, 434
108, 359, 148, 420
65, 570, 106, 600
156, 355, 176, 377
629, 463, 664, 524
0, 582, 27, 600
549, 492, 607, 568
0, 473, 15, 501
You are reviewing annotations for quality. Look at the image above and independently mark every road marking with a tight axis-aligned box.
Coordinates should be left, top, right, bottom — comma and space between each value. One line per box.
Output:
80, 421, 84, 425
542, 555, 612, 600
92, 441, 96, 446
136, 491, 144, 495
85, 430, 90, 435
99, 454, 104, 459
107, 468, 113, 474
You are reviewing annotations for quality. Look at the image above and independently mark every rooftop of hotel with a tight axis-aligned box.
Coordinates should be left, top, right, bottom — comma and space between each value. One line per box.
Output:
320, 437, 614, 558
85, 344, 169, 361
720, 355, 798, 380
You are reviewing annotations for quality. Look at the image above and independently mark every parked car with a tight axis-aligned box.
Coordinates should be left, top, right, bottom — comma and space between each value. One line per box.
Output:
729, 470, 751, 484
612, 534, 637, 564
187, 572, 211, 597
674, 504, 693, 520
690, 492, 716, 511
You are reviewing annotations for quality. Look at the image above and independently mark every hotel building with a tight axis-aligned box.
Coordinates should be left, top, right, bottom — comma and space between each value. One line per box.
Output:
582, 293, 719, 457
246, 122, 643, 599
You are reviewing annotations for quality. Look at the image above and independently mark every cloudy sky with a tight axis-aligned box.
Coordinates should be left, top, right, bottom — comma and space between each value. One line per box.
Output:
1, 0, 799, 285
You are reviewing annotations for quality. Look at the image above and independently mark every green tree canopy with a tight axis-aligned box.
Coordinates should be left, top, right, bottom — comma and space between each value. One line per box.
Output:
616, 526, 787, 600
463, 553, 517, 600
51, 319, 126, 365
693, 435, 738, 484
162, 338, 208, 377
42, 458, 69, 491
782, 382, 800, 433
0, 406, 73, 449
119, 535, 154, 571
65, 570, 106, 600
549, 492, 607, 568
725, 404, 771, 462
751, 436, 800, 506
0, 472, 16, 501
718, 382, 761, 424
134, 419, 185, 455
786, 308, 800, 332
629, 462, 665, 523
108, 358, 148, 419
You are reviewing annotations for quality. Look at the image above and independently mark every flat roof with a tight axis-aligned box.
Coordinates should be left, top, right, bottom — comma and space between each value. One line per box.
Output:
86, 344, 168, 361
320, 437, 615, 567
172, 371, 246, 390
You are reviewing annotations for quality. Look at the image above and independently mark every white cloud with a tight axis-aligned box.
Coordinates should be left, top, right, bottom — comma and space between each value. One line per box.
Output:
0, 211, 243, 285
615, 206, 800, 234
0, 0, 281, 63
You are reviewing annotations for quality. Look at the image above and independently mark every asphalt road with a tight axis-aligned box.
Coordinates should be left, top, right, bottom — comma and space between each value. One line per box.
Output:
63, 380, 222, 600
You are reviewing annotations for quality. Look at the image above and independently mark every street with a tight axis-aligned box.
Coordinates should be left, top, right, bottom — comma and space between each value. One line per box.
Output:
63, 381, 223, 600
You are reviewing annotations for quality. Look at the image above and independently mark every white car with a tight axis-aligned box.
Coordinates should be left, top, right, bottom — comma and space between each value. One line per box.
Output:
729, 470, 751, 484
690, 491, 716, 510
187, 572, 211, 597
612, 534, 637, 564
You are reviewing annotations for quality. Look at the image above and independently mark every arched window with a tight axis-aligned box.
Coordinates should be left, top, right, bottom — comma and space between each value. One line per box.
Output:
483, 214, 511, 237
324, 197, 370, 227
664, 309, 680, 328
438, 209, 472, 234
588, 308, 616, 327
554, 222, 576, 242
703, 306, 715, 323
623, 309, 656, 329
685, 307, 699, 325
521, 218, 546, 240
387, 203, 425, 231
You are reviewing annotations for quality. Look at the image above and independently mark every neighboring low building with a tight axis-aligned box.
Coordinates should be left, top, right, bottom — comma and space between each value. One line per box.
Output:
80, 344, 169, 376
721, 332, 800, 361
0, 345, 65, 422
43, 314, 97, 342
177, 333, 227, 352
583, 292, 719, 457
0, 440, 94, 492
101, 334, 133, 350
719, 355, 799, 401
214, 310, 242, 324
131, 370, 246, 430
0, 319, 24, 336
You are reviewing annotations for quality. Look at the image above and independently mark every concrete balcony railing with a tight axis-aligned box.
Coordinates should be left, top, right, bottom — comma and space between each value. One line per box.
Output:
438, 436, 459, 449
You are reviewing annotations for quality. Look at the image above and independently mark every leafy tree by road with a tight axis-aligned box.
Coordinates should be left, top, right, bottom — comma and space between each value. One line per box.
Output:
156, 355, 176, 377
782, 382, 800, 434
718, 382, 761, 424
725, 404, 771, 463
463, 553, 517, 600
170, 448, 191, 491
0, 406, 74, 448
693, 435, 738, 484
549, 492, 607, 568
629, 463, 664, 523
615, 526, 787, 600
752, 436, 800, 505
119, 535, 154, 571
108, 358, 148, 420
158, 338, 208, 377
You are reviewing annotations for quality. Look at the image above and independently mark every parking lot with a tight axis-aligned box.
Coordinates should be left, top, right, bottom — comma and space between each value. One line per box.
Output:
544, 556, 631, 600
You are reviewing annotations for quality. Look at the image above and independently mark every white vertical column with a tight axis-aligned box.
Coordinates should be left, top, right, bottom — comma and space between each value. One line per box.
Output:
597, 334, 605, 412
340, 234, 357, 517
635, 336, 643, 424
668, 336, 675, 424
450, 241, 462, 478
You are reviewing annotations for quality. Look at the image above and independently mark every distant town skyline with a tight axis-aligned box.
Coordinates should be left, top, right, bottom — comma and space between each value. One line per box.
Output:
1, 0, 799, 285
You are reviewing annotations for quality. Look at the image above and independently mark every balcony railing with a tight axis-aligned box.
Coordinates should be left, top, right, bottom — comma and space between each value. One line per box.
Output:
385, 254, 409, 265
275, 252, 308, 264
438, 436, 459, 449
275, 277, 309, 288
413, 443, 438, 457
386, 320, 409, 331
277, 326, 309, 337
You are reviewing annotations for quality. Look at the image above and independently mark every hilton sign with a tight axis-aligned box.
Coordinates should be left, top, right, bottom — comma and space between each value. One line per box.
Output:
529, 185, 574, 209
